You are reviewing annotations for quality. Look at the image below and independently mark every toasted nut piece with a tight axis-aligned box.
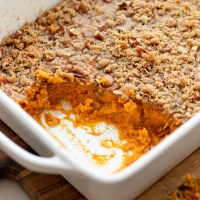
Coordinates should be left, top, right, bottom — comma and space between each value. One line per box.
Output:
95, 31, 105, 41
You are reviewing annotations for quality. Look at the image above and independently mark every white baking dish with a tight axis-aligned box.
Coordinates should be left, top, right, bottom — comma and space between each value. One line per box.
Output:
0, 1, 200, 200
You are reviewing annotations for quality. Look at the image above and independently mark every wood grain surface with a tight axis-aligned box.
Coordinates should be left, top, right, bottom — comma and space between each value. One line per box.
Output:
0, 119, 199, 200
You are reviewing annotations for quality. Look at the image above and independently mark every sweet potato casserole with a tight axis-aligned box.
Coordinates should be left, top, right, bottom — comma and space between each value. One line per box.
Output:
0, 0, 200, 170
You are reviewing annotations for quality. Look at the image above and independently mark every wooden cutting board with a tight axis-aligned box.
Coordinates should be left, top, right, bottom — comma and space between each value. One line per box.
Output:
0, 119, 200, 200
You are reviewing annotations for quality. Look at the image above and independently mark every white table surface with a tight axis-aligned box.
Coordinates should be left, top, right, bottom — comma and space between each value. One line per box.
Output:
0, 179, 30, 200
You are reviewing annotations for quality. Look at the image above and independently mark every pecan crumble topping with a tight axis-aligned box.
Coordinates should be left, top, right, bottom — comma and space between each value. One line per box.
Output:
0, 0, 200, 126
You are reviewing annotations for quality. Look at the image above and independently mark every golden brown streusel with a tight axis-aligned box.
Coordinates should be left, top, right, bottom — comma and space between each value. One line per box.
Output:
0, 0, 200, 125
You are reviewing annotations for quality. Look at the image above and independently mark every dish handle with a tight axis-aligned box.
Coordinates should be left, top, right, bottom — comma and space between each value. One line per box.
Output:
0, 131, 71, 174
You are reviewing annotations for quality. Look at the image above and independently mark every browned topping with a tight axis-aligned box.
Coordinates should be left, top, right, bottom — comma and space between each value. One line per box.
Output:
0, 0, 200, 125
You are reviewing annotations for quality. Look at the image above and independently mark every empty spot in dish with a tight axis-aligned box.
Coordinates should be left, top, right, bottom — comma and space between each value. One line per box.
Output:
40, 101, 128, 173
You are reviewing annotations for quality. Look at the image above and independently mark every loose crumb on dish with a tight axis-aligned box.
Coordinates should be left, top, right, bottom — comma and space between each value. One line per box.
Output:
44, 113, 61, 126
168, 174, 200, 200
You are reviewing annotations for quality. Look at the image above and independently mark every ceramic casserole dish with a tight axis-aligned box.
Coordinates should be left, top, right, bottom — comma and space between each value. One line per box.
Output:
0, 1, 200, 200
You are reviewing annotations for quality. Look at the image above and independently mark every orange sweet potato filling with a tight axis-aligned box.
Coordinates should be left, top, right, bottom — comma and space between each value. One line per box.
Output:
20, 70, 176, 171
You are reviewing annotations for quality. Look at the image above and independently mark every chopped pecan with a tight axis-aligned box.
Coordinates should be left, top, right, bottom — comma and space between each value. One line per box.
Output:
103, 0, 113, 2
95, 31, 105, 41
131, 40, 140, 47
157, 126, 170, 138
193, 92, 200, 100
71, 72, 85, 79
99, 25, 108, 31
84, 40, 94, 49
0, 76, 10, 84
162, 47, 171, 53
119, 2, 128, 10
135, 46, 147, 56
12, 31, 22, 39
57, 25, 65, 32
